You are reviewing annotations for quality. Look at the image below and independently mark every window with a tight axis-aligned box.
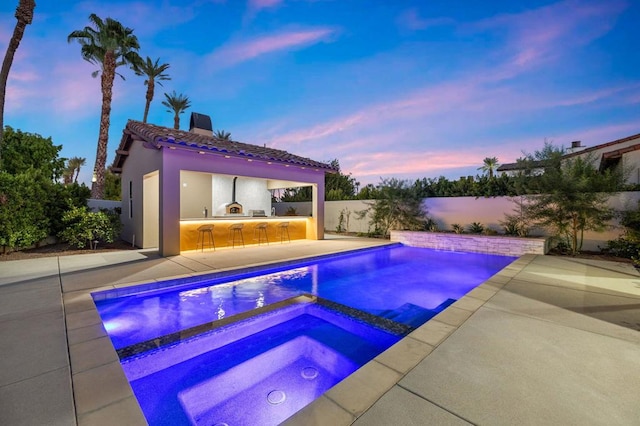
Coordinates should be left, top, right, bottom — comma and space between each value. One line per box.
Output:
129, 181, 133, 219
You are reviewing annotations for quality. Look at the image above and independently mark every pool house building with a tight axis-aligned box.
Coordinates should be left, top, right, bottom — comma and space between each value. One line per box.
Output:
111, 114, 337, 256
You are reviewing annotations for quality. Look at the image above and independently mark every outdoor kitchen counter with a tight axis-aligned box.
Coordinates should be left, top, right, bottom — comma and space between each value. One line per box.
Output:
179, 216, 309, 251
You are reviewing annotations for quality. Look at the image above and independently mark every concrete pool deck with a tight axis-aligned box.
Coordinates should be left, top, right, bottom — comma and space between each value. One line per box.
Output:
1, 236, 639, 425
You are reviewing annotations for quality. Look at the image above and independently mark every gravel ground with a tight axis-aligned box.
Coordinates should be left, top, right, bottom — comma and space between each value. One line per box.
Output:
0, 240, 136, 261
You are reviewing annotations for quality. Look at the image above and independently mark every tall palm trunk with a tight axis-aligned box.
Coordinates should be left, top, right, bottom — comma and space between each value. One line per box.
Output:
92, 51, 116, 199
142, 79, 154, 123
0, 0, 36, 159
173, 113, 180, 130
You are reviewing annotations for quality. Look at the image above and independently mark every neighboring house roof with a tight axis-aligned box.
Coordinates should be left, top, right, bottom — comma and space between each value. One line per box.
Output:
497, 132, 640, 172
496, 160, 543, 172
112, 120, 338, 173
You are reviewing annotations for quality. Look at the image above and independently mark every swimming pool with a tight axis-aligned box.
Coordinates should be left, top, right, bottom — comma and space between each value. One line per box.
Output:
94, 245, 516, 424
122, 297, 403, 425
95, 245, 515, 350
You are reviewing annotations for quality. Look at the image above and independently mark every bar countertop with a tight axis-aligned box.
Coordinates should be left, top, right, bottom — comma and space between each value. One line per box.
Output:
180, 216, 309, 221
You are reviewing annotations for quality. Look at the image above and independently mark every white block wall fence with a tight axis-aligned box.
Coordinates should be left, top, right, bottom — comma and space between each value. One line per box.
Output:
275, 192, 640, 252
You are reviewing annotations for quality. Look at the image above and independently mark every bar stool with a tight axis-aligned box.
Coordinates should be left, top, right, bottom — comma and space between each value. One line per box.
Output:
196, 225, 215, 251
253, 222, 269, 245
276, 222, 290, 243
228, 223, 245, 248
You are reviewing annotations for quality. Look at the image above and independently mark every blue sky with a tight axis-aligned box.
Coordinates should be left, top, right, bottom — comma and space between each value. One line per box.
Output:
1, 0, 639, 186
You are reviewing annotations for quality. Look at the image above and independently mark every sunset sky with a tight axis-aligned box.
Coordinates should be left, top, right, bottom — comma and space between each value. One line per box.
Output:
1, 0, 639, 186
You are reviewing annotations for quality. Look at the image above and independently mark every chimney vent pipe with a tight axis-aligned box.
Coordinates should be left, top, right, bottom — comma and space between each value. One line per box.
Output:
189, 113, 213, 136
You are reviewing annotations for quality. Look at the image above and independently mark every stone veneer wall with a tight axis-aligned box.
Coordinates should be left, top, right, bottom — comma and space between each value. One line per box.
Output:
391, 230, 549, 256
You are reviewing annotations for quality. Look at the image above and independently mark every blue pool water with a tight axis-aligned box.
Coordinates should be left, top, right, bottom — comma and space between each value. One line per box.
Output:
94, 245, 516, 425
95, 245, 516, 350
122, 300, 401, 425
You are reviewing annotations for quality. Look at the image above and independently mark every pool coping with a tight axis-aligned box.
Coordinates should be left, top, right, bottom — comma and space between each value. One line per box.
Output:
63, 245, 531, 425
284, 253, 535, 424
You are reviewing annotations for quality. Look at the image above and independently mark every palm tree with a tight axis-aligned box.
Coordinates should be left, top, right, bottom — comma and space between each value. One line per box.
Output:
67, 156, 86, 182
478, 157, 499, 179
134, 57, 170, 123
162, 91, 191, 130
0, 0, 36, 159
62, 167, 74, 185
214, 129, 231, 140
68, 14, 141, 199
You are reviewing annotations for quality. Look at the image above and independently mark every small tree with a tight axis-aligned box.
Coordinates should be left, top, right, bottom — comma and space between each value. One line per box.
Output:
366, 178, 430, 237
0, 128, 89, 252
214, 129, 231, 140
162, 91, 191, 129
67, 156, 86, 183
0, 126, 65, 179
325, 159, 358, 200
478, 157, 499, 179
104, 168, 121, 200
133, 56, 170, 123
519, 142, 625, 254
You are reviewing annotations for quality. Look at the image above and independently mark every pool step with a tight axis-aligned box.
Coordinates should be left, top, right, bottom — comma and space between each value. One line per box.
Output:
379, 299, 457, 328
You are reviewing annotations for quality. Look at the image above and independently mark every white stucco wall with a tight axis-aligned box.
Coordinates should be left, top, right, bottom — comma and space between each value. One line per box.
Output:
87, 199, 121, 212
180, 171, 213, 219
623, 150, 640, 185
119, 141, 163, 248
211, 175, 271, 217
308, 192, 640, 252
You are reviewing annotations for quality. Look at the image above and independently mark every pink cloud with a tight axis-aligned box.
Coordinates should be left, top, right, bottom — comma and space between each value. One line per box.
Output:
266, 81, 484, 148
207, 28, 337, 68
72, 1, 196, 37
331, 143, 531, 185
553, 84, 640, 107
396, 8, 454, 31
248, 0, 284, 11
475, 0, 627, 73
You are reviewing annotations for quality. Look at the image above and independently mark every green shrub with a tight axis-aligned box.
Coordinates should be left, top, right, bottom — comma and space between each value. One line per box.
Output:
451, 224, 464, 234
336, 207, 351, 233
365, 178, 429, 237
0, 170, 50, 251
502, 217, 521, 236
47, 183, 91, 236
59, 207, 121, 249
468, 222, 485, 234
603, 237, 640, 260
424, 217, 438, 232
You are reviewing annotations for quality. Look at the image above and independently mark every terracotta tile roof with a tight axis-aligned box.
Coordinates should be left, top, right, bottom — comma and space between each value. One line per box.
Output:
497, 132, 640, 172
112, 120, 337, 173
